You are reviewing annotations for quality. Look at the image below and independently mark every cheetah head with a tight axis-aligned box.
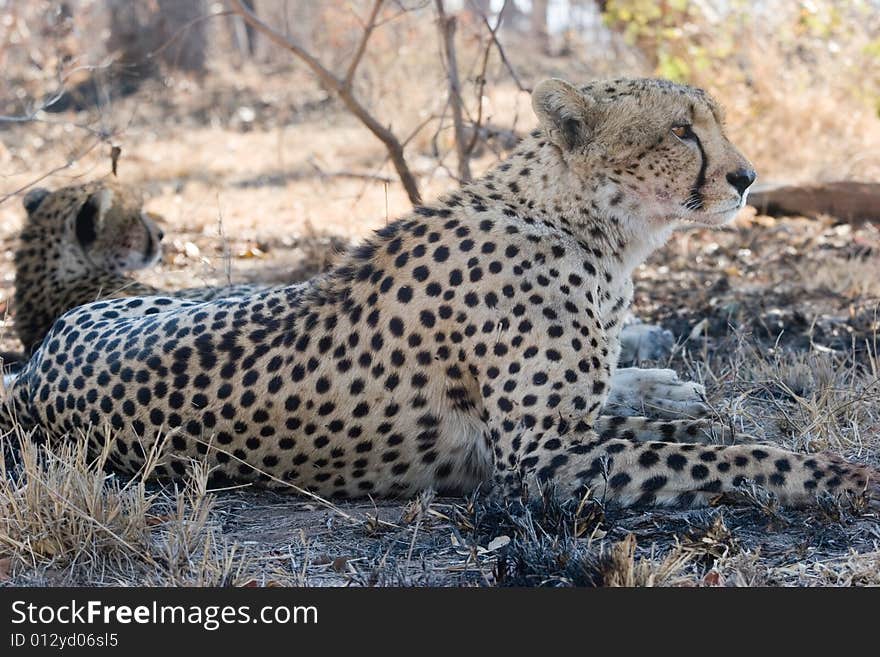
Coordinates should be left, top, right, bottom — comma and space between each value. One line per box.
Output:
24, 181, 164, 272
532, 77, 755, 229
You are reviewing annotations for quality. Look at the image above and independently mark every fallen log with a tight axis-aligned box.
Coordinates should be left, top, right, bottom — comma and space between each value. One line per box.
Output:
747, 181, 880, 222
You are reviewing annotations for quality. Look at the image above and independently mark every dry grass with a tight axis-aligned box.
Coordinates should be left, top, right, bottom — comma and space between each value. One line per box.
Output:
0, 429, 257, 586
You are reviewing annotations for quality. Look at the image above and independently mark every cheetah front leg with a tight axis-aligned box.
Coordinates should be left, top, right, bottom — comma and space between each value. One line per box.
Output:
606, 307, 706, 420
498, 432, 879, 509
605, 367, 709, 419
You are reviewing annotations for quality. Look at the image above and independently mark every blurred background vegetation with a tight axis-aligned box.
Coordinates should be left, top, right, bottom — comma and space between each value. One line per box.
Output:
3, 1, 879, 186
1, 0, 879, 255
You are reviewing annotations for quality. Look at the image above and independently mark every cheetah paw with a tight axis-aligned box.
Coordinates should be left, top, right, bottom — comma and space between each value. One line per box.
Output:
618, 323, 675, 364
605, 367, 709, 419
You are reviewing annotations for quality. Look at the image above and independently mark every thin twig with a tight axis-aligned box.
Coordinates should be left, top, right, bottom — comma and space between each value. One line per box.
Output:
376, 0, 432, 28
435, 0, 472, 182
146, 10, 235, 62
0, 63, 111, 124
307, 157, 394, 184
477, 2, 530, 93
228, 0, 422, 205
344, 0, 385, 89
0, 139, 103, 207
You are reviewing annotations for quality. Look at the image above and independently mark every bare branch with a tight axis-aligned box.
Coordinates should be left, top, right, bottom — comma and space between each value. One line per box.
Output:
432, 0, 524, 180
344, 0, 385, 90
435, 0, 472, 182
464, 0, 510, 156
228, 0, 422, 205
228, 1, 339, 90
477, 1, 529, 94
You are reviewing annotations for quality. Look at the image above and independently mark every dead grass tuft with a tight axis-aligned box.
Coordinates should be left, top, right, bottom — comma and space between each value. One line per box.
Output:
0, 429, 254, 586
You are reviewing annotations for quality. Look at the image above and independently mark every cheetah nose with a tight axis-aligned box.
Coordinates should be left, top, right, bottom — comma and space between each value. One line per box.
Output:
726, 167, 756, 196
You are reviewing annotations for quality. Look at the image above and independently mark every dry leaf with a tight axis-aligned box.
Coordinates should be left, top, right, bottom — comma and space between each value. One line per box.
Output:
240, 579, 283, 588
110, 145, 122, 176
486, 536, 510, 551
237, 246, 266, 259
751, 214, 776, 227
32, 539, 61, 557
703, 571, 724, 586
589, 527, 607, 541
688, 318, 709, 341
0, 557, 12, 582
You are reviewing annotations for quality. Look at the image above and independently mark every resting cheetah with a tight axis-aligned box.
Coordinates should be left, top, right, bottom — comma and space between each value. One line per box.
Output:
3, 78, 877, 509
10, 181, 262, 355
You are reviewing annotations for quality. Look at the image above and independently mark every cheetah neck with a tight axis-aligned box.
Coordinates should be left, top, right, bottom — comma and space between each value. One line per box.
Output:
448, 134, 676, 280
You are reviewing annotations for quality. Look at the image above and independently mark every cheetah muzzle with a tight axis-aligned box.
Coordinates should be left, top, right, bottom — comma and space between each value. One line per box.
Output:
2, 77, 877, 511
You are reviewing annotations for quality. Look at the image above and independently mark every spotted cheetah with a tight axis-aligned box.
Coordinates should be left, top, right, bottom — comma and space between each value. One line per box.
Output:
3, 78, 877, 509
10, 181, 262, 356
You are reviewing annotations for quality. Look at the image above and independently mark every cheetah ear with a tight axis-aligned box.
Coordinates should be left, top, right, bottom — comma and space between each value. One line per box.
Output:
532, 78, 597, 151
22, 188, 50, 215
75, 188, 114, 247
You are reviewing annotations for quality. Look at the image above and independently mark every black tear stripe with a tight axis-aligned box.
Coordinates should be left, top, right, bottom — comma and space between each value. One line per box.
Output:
143, 225, 155, 261
688, 133, 708, 210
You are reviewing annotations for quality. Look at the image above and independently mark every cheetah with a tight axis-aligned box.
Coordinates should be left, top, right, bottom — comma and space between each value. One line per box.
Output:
10, 181, 263, 356
2, 77, 877, 509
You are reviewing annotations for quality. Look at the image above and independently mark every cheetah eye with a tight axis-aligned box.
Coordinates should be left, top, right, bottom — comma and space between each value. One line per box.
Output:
671, 124, 695, 141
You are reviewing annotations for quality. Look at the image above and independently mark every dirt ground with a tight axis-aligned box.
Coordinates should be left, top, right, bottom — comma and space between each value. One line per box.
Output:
1, 67, 880, 587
